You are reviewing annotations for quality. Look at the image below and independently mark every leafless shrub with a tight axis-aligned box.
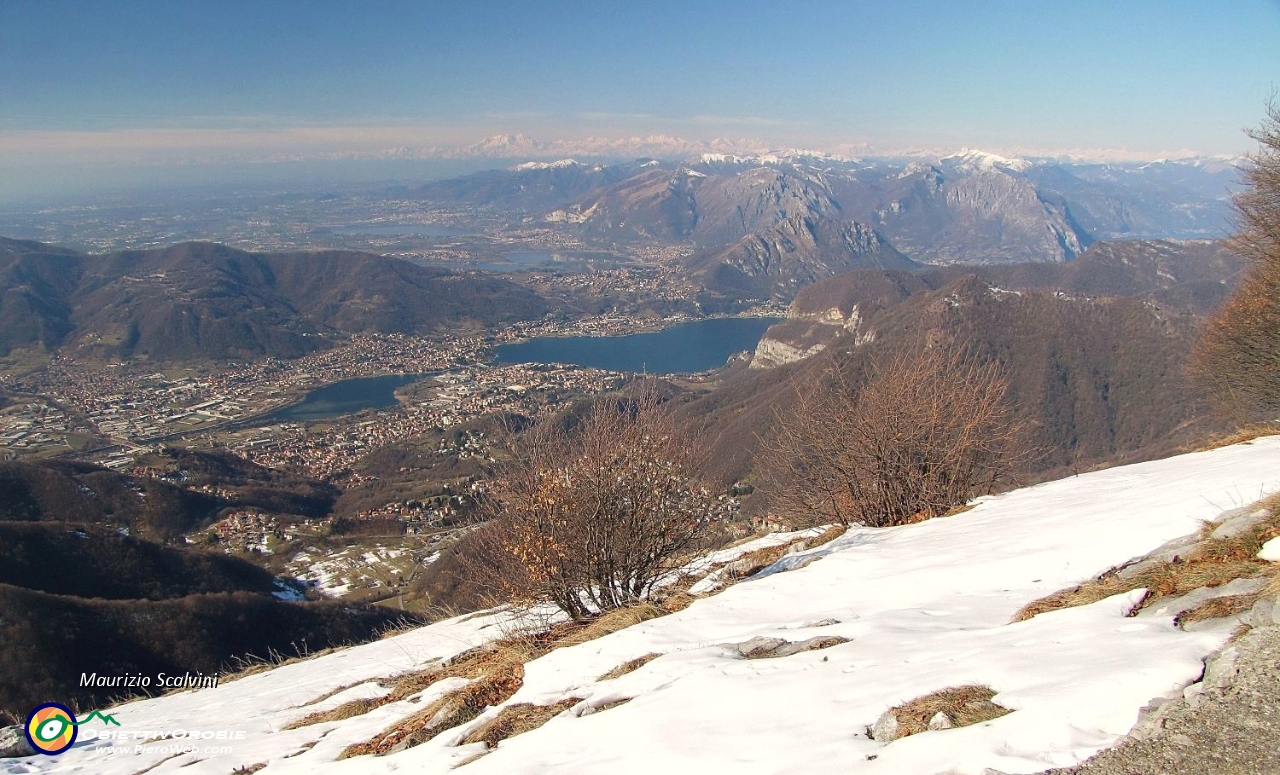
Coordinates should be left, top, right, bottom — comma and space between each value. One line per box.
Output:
1191, 101, 1280, 420
763, 343, 1035, 527
467, 390, 725, 620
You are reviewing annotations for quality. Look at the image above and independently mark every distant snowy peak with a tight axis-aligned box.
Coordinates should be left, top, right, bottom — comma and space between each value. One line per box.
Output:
697, 149, 858, 168
700, 152, 783, 166
1139, 155, 1245, 172
510, 159, 584, 171
467, 133, 542, 155
941, 148, 1032, 173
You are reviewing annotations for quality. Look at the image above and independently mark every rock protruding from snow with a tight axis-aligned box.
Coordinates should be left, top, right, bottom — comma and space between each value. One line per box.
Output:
870, 710, 902, 742
733, 635, 849, 660
928, 712, 955, 731
1209, 506, 1272, 540
0, 726, 34, 759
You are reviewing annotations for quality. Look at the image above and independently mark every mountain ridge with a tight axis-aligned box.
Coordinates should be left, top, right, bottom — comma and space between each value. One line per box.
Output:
0, 239, 549, 363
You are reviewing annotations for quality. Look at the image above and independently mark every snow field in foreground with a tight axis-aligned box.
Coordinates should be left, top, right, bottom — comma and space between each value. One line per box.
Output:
10, 436, 1280, 775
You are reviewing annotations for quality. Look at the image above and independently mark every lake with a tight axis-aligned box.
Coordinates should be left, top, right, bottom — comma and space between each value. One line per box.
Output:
267, 373, 432, 422
492, 317, 781, 375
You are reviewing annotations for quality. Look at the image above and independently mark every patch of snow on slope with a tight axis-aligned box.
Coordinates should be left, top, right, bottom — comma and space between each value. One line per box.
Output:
12, 437, 1280, 775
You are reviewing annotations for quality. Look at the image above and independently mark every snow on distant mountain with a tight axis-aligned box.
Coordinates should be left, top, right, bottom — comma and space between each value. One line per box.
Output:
940, 148, 1033, 173
14, 438, 1280, 774
398, 146, 1236, 292
509, 159, 588, 171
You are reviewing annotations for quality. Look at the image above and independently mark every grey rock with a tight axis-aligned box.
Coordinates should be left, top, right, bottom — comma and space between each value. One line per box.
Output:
1144, 576, 1267, 624
734, 634, 849, 659
1042, 625, 1280, 775
928, 711, 954, 731
735, 636, 789, 659
1246, 598, 1275, 628
870, 709, 901, 742
1201, 644, 1241, 691
0, 725, 34, 759
1114, 533, 1201, 580
1209, 507, 1272, 541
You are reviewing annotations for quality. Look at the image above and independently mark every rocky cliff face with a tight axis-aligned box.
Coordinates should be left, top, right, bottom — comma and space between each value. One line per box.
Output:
687, 218, 916, 300
751, 303, 874, 368
851, 162, 1089, 265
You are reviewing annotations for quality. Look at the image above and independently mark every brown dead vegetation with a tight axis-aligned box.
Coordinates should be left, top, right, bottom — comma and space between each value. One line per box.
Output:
891, 685, 1010, 737
1197, 424, 1280, 451
677, 524, 848, 598
295, 519, 846, 755
338, 660, 525, 759
458, 697, 582, 748
1014, 502, 1280, 623
764, 344, 1036, 527
1174, 594, 1261, 627
598, 653, 663, 681
309, 600, 673, 752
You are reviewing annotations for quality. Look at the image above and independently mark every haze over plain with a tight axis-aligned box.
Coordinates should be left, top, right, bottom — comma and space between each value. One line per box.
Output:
2, 0, 1278, 200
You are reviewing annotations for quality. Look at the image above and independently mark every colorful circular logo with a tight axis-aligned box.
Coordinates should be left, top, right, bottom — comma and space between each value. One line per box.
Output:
24, 703, 78, 756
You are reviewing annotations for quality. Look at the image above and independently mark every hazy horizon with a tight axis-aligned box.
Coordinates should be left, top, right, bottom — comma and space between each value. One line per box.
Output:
2, 0, 1278, 201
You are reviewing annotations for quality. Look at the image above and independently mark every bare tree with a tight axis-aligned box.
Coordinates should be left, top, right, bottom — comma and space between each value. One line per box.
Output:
1191, 100, 1280, 420
763, 343, 1033, 527
471, 391, 721, 621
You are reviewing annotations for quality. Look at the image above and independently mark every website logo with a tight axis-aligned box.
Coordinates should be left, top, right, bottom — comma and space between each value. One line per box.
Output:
24, 704, 119, 756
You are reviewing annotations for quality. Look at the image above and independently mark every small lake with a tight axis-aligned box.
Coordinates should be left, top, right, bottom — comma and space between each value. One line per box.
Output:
492, 317, 781, 375
267, 373, 432, 422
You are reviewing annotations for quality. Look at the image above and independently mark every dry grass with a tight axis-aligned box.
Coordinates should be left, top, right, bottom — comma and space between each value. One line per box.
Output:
593, 698, 632, 712
553, 604, 666, 648
891, 685, 1010, 738
287, 698, 381, 729
295, 679, 375, 709
287, 641, 526, 731
1013, 501, 1280, 623
1174, 594, 1261, 628
598, 652, 663, 681
1198, 424, 1280, 451
458, 697, 582, 748
653, 589, 697, 613
289, 525, 857, 753
809, 523, 849, 547
338, 660, 525, 759
217, 644, 344, 687
718, 526, 845, 585
316, 601, 670, 751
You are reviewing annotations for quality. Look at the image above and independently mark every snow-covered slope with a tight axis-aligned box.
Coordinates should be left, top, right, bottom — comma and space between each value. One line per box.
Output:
11, 437, 1280, 775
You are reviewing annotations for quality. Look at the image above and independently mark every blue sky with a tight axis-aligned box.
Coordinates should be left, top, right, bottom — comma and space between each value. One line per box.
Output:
1, 0, 1278, 178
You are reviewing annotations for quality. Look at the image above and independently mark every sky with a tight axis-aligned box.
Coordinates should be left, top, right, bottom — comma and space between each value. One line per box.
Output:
1, 0, 1278, 196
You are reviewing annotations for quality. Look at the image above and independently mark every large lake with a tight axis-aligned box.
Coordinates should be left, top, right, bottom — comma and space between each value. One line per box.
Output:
267, 318, 778, 422
492, 317, 780, 375
268, 373, 431, 422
